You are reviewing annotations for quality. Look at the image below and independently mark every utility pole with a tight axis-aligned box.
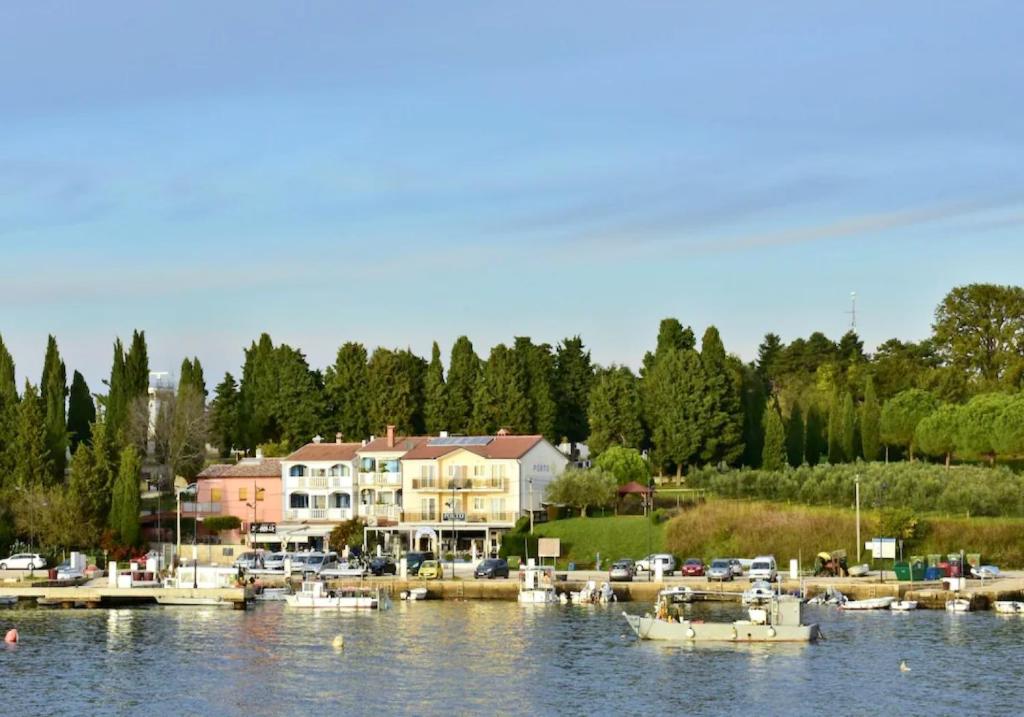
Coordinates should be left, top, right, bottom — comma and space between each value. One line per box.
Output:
855, 475, 861, 563
528, 477, 534, 534
847, 291, 857, 331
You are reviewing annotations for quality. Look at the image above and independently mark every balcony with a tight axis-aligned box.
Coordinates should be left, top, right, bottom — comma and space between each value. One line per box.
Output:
291, 476, 351, 490
358, 472, 402, 487
284, 508, 352, 522
402, 511, 513, 524
180, 502, 221, 514
360, 504, 403, 521
410, 479, 508, 492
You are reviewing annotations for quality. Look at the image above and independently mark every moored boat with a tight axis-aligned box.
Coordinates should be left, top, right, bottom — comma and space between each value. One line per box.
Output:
945, 598, 971, 612
994, 601, 1024, 614
253, 587, 291, 602
155, 595, 231, 607
284, 581, 385, 610
847, 564, 870, 578
890, 600, 918, 611
840, 596, 894, 611
400, 587, 428, 601
572, 580, 616, 605
518, 564, 559, 605
741, 581, 775, 606
624, 594, 820, 643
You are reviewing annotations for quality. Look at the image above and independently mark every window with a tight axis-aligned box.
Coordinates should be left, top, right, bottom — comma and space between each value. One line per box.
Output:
360, 458, 376, 472
420, 498, 436, 520
491, 464, 507, 479
420, 465, 435, 480
290, 465, 308, 477
472, 497, 485, 511
329, 464, 349, 477
255, 487, 265, 502
312, 495, 327, 510
331, 493, 351, 509
238, 487, 248, 501
289, 493, 309, 509
490, 498, 506, 516
473, 465, 486, 477
312, 468, 326, 478
448, 465, 467, 479
385, 459, 400, 473
210, 488, 222, 502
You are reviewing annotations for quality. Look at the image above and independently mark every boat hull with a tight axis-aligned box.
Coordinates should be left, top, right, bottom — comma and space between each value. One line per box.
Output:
890, 601, 918, 611
155, 596, 230, 607
285, 595, 378, 609
518, 589, 559, 604
994, 601, 1024, 614
624, 613, 819, 643
840, 597, 895, 610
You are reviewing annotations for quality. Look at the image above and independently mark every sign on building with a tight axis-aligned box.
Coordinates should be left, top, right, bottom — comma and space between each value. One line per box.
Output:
250, 522, 277, 534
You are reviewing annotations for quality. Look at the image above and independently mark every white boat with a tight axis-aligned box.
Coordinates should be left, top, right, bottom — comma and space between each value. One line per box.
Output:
155, 595, 231, 607
285, 581, 384, 610
945, 598, 972, 612
890, 600, 918, 611
656, 586, 692, 605
0, 595, 17, 607
971, 565, 1001, 579
400, 587, 428, 601
742, 581, 775, 606
847, 564, 870, 577
571, 581, 616, 605
518, 565, 559, 605
840, 596, 895, 611
624, 594, 820, 643
253, 587, 291, 602
994, 601, 1024, 614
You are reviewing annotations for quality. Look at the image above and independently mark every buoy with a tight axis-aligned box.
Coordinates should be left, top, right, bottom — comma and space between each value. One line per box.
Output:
332, 634, 345, 650
900, 660, 911, 673
4, 629, 18, 644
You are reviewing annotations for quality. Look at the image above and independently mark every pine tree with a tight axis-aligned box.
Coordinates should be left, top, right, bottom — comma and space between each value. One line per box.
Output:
587, 366, 644, 455
805, 403, 824, 466
649, 348, 706, 477
761, 402, 786, 471
0, 335, 18, 481
124, 330, 150, 398
238, 333, 277, 448
14, 381, 51, 488
424, 342, 448, 434
367, 347, 425, 435
516, 338, 557, 440
40, 335, 68, 482
841, 392, 857, 462
446, 337, 479, 434
756, 333, 784, 388
786, 403, 805, 468
471, 344, 531, 434
698, 327, 744, 465
110, 445, 142, 546
324, 342, 370, 442
827, 391, 843, 463
860, 375, 881, 461
740, 364, 767, 467
67, 370, 96, 453
274, 344, 327, 446
554, 336, 593, 444
209, 373, 240, 457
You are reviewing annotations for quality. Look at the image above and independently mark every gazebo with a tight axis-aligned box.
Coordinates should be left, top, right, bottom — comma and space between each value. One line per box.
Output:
617, 481, 654, 515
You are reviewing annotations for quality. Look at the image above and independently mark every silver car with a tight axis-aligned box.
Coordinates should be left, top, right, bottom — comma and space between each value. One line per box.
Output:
728, 558, 744, 577
707, 559, 733, 582
609, 559, 635, 582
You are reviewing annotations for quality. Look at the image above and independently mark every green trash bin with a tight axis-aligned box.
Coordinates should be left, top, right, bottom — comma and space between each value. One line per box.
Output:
910, 561, 927, 581
893, 561, 911, 581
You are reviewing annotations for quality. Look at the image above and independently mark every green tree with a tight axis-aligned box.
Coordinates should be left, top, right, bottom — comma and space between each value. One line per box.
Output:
740, 364, 766, 467
957, 392, 1013, 465
324, 342, 370, 441
13, 382, 51, 488
933, 283, 1024, 387
649, 348, 706, 476
209, 373, 240, 457
40, 335, 68, 482
104, 338, 129, 446
367, 347, 425, 435
238, 333, 278, 447
109, 445, 142, 546
274, 344, 327, 445
761, 402, 786, 471
840, 392, 857, 462
594, 445, 649, 485
67, 437, 105, 533
993, 394, 1024, 459
827, 391, 843, 463
124, 330, 150, 398
587, 366, 644, 456
860, 375, 881, 461
785, 403, 804, 468
543, 467, 617, 517
170, 357, 208, 480
89, 420, 117, 524
446, 336, 480, 434
514, 337, 557, 440
67, 370, 95, 453
0, 335, 19, 482
880, 388, 939, 461
471, 344, 531, 434
554, 336, 593, 444
756, 332, 784, 389
698, 327, 744, 465
915, 403, 962, 468
804, 403, 825, 466
424, 342, 448, 434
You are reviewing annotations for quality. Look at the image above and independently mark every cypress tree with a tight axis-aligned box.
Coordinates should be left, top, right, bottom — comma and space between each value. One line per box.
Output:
14, 382, 51, 488
124, 330, 150, 398
40, 335, 68, 481
367, 347, 425, 435
105, 339, 128, 445
238, 333, 277, 448
841, 392, 857, 462
173, 357, 207, 480
827, 391, 843, 463
446, 337, 479, 434
761, 402, 786, 471
805, 403, 824, 466
0, 336, 18, 481
424, 342, 448, 434
860, 375, 881, 461
471, 344, 531, 434
515, 338, 557, 440
786, 403, 805, 468
110, 445, 142, 546
587, 365, 644, 455
698, 327, 744, 465
67, 370, 96, 453
324, 342, 370, 442
274, 344, 327, 446
67, 437, 101, 532
554, 336, 593, 444
649, 348, 706, 477
90, 420, 117, 524
740, 364, 766, 467
209, 373, 240, 457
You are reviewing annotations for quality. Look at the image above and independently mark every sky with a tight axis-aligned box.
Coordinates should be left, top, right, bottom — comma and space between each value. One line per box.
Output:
2, 2, 1023, 389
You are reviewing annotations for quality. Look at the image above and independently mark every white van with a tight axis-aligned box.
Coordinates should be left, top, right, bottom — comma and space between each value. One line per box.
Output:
748, 555, 777, 582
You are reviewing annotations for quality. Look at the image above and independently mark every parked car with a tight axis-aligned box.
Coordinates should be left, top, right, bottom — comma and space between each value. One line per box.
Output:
681, 558, 706, 577
319, 560, 368, 578
609, 559, 635, 582
263, 552, 287, 571
474, 558, 510, 579
293, 551, 339, 577
0, 553, 46, 571
636, 553, 677, 575
233, 552, 263, 570
405, 551, 435, 576
728, 558, 744, 577
418, 560, 443, 579
369, 556, 397, 576
748, 555, 778, 583
55, 562, 85, 581
707, 559, 733, 582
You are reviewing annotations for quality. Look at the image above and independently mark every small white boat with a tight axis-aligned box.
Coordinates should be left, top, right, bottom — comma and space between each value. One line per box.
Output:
847, 564, 870, 578
572, 580, 616, 605
625, 594, 820, 643
971, 565, 1001, 580
399, 587, 428, 601
742, 581, 775, 606
155, 595, 231, 607
945, 598, 972, 612
994, 601, 1024, 614
253, 587, 291, 602
285, 581, 384, 610
890, 600, 918, 611
656, 586, 693, 605
518, 565, 559, 605
840, 596, 895, 610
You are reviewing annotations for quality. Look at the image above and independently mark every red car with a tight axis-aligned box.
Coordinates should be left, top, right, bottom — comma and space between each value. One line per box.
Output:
681, 558, 705, 577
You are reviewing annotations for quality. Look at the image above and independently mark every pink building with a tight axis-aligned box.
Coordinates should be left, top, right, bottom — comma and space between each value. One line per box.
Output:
194, 458, 283, 546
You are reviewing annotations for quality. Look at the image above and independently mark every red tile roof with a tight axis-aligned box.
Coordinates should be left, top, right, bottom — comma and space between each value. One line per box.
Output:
286, 442, 363, 462
198, 459, 282, 479
358, 435, 429, 454
401, 435, 544, 461
196, 464, 232, 479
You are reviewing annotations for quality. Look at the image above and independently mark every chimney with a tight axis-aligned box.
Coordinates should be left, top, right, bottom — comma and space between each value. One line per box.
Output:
313, 434, 323, 444
439, 430, 448, 438
255, 446, 264, 459
386, 424, 396, 449
361, 439, 368, 447
336, 432, 343, 445
497, 427, 509, 437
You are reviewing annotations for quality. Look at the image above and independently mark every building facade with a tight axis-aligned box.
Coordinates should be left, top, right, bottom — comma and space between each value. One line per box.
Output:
193, 457, 283, 545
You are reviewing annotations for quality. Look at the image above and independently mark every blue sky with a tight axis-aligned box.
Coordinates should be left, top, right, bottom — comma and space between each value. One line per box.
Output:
2, 2, 1023, 388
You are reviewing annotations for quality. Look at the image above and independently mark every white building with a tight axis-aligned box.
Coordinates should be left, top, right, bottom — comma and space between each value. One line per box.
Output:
278, 434, 362, 549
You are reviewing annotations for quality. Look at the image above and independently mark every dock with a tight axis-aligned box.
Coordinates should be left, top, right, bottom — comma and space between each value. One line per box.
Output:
0, 585, 250, 609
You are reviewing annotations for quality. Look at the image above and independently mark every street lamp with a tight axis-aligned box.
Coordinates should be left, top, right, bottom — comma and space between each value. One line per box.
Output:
447, 480, 462, 579
855, 475, 861, 563
647, 478, 654, 583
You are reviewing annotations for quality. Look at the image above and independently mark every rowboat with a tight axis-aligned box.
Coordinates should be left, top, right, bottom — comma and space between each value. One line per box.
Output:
840, 596, 894, 610
890, 600, 918, 611
994, 601, 1024, 614
945, 598, 971, 612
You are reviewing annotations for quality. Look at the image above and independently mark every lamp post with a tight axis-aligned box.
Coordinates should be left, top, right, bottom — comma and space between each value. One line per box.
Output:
855, 475, 861, 563
647, 478, 654, 582
447, 480, 461, 579
528, 477, 534, 535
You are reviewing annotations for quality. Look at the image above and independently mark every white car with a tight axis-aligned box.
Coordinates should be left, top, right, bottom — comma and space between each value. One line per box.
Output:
319, 561, 368, 578
748, 556, 778, 583
636, 554, 677, 575
0, 553, 46, 571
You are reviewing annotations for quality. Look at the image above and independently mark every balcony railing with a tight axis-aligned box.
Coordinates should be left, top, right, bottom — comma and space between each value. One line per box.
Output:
181, 502, 221, 514
402, 511, 513, 524
360, 504, 403, 521
358, 472, 402, 487
284, 508, 352, 522
409, 478, 508, 492
291, 476, 351, 490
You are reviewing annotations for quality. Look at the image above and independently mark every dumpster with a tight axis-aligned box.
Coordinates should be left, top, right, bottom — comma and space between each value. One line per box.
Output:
894, 561, 911, 581
924, 566, 943, 581
910, 561, 927, 580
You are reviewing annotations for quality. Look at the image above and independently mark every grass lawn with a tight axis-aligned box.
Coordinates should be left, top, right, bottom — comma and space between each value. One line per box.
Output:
532, 515, 666, 569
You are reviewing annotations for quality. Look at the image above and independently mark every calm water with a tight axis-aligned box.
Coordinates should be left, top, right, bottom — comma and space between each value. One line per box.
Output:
2, 599, 1022, 716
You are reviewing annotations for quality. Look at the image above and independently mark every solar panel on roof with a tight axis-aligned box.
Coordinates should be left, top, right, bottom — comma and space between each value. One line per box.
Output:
427, 435, 493, 447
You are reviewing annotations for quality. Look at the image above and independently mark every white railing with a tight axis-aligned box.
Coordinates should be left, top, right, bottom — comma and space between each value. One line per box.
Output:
284, 508, 352, 522
360, 505, 402, 520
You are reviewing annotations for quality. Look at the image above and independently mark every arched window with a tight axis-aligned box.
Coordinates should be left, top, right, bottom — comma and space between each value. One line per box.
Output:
329, 464, 350, 477
290, 465, 308, 477
331, 493, 351, 509
289, 493, 309, 509
360, 489, 375, 505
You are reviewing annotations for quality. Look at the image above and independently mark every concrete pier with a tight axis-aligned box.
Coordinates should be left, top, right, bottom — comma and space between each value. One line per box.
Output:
0, 585, 250, 609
